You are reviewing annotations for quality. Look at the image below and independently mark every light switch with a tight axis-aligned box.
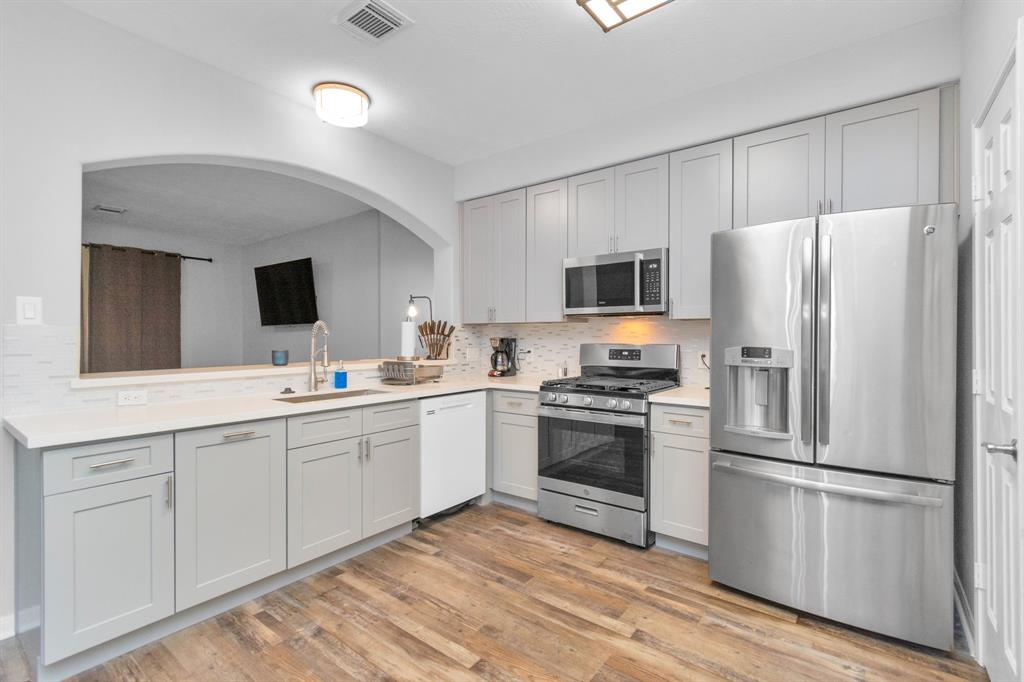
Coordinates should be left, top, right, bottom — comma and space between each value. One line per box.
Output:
16, 296, 42, 325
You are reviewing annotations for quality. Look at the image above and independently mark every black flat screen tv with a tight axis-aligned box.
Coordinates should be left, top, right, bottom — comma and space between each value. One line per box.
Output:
254, 257, 319, 326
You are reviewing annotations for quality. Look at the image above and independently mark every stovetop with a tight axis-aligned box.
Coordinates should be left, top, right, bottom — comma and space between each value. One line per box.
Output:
541, 375, 678, 396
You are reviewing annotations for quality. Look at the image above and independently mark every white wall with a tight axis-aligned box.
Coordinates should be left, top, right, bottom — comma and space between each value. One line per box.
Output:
0, 0, 457, 639
380, 213, 435, 357
82, 222, 245, 368
955, 0, 1024, 636
453, 12, 961, 200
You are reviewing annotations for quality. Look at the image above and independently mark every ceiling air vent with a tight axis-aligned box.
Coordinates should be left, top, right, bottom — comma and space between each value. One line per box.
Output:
336, 0, 412, 43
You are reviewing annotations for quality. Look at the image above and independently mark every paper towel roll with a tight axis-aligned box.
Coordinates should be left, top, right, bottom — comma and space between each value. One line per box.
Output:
400, 320, 416, 358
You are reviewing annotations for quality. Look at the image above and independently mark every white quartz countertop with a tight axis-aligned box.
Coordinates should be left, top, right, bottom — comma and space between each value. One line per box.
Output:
648, 385, 711, 408
4, 375, 547, 450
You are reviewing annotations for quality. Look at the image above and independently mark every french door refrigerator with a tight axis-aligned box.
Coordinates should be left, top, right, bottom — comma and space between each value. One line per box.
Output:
709, 204, 957, 650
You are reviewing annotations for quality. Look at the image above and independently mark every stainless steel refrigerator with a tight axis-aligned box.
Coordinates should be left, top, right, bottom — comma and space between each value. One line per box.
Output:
709, 204, 956, 650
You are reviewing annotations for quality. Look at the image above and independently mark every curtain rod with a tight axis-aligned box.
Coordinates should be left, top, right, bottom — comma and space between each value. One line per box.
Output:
82, 242, 214, 263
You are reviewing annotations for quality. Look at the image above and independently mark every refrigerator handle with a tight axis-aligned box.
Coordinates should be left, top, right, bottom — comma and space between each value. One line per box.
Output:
818, 234, 832, 445
800, 237, 813, 444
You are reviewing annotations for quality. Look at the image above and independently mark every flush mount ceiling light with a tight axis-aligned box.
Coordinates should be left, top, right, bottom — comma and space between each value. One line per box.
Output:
577, 0, 674, 31
312, 82, 371, 128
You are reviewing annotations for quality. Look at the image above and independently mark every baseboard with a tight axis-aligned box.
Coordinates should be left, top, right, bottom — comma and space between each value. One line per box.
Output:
654, 534, 708, 561
954, 569, 977, 659
17, 605, 39, 632
0, 612, 14, 641
488, 490, 538, 514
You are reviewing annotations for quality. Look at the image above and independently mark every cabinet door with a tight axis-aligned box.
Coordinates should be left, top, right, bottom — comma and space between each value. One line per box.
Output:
492, 412, 538, 501
734, 117, 825, 228
287, 437, 362, 568
669, 140, 732, 319
43, 474, 174, 664
614, 154, 669, 253
462, 196, 496, 323
825, 89, 940, 213
650, 432, 708, 545
363, 425, 420, 536
175, 420, 286, 611
568, 167, 615, 257
526, 179, 568, 322
493, 189, 527, 322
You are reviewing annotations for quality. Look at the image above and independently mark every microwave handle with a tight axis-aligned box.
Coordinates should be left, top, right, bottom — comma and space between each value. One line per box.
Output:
634, 251, 642, 311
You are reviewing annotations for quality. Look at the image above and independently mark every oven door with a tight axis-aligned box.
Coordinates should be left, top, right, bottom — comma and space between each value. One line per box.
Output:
537, 405, 648, 511
563, 248, 667, 316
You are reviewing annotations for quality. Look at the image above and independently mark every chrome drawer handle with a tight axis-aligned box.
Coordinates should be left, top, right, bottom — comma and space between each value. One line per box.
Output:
574, 504, 599, 516
668, 419, 693, 426
223, 430, 256, 440
89, 457, 135, 470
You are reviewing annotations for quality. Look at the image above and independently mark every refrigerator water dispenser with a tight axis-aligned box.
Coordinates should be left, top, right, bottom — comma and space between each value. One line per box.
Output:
723, 346, 793, 439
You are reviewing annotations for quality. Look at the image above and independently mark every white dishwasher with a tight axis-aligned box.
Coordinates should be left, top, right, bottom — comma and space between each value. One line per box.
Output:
419, 391, 486, 518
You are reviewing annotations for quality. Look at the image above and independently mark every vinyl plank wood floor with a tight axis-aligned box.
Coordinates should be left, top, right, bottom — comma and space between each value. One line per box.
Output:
0, 503, 987, 681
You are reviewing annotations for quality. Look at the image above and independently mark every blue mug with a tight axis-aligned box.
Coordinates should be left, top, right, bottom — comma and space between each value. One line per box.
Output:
271, 350, 289, 366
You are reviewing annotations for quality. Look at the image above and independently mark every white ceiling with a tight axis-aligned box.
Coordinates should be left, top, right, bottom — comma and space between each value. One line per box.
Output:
65, 0, 962, 166
83, 164, 372, 245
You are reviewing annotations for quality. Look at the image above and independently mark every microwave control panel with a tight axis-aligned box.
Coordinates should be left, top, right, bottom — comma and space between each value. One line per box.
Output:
641, 259, 662, 306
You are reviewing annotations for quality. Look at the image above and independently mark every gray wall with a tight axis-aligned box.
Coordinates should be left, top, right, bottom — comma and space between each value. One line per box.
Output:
955, 0, 1024, 626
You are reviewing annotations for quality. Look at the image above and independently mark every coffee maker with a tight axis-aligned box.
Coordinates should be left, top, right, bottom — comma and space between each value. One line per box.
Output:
488, 337, 518, 377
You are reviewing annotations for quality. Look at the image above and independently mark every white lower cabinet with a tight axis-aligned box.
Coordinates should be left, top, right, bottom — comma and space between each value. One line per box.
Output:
492, 411, 539, 501
174, 419, 287, 611
43, 474, 175, 664
363, 425, 420, 536
287, 436, 363, 568
650, 427, 709, 545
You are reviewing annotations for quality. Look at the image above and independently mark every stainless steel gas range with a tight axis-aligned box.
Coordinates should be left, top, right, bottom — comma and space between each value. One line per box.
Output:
537, 343, 680, 547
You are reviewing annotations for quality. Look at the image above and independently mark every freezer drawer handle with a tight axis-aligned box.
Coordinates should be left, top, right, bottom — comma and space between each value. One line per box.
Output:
712, 462, 944, 507
982, 439, 1018, 461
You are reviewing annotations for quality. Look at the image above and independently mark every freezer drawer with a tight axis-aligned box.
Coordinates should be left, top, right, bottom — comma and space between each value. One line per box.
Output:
709, 451, 952, 650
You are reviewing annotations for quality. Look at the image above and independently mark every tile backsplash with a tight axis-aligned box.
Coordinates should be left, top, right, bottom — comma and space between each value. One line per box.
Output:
2, 318, 709, 416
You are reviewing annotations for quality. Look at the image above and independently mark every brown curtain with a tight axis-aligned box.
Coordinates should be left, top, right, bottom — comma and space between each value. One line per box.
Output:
82, 245, 181, 373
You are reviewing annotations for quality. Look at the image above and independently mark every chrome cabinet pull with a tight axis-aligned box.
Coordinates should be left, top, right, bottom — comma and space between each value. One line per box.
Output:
89, 457, 135, 470
365, 437, 371, 460
615, 235, 619, 252
166, 475, 174, 509
668, 418, 693, 426
357, 438, 363, 461
816, 199, 822, 216
223, 430, 256, 441
608, 236, 612, 253
982, 439, 1018, 461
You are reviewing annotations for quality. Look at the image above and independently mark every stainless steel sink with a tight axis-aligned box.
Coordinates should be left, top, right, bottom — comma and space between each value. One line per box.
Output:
274, 389, 386, 404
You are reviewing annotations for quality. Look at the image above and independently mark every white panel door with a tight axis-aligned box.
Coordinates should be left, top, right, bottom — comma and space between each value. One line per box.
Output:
363, 425, 420, 536
975, 54, 1021, 682
286, 436, 362, 568
669, 140, 732, 319
568, 167, 614, 257
462, 196, 496, 323
825, 89, 940, 213
650, 432, 708, 545
492, 412, 538, 501
734, 117, 825, 228
526, 179, 567, 322
614, 154, 669, 252
43, 475, 174, 664
175, 420, 287, 611
493, 189, 527, 323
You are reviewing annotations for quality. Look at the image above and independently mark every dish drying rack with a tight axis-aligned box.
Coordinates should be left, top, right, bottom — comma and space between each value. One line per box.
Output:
378, 360, 444, 385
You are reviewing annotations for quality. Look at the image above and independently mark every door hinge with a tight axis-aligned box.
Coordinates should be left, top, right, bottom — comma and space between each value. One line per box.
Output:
975, 562, 987, 590
972, 368, 982, 395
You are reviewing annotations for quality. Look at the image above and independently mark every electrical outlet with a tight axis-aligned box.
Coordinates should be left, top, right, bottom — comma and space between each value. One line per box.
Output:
117, 390, 148, 406
16, 296, 42, 325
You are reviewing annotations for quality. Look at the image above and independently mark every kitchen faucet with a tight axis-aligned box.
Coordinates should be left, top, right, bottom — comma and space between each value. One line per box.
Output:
309, 320, 330, 392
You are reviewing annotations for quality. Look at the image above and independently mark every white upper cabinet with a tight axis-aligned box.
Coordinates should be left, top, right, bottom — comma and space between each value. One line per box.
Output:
614, 154, 670, 253
734, 117, 825, 228
669, 140, 732, 319
493, 189, 527, 323
526, 179, 568, 322
567, 167, 615, 257
824, 89, 940, 212
462, 196, 496, 324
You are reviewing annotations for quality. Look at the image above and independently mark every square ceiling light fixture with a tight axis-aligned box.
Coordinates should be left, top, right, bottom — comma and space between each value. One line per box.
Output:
578, 0, 674, 31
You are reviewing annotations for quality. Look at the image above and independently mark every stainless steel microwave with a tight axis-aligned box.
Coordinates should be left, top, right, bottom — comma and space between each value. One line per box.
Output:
563, 248, 668, 316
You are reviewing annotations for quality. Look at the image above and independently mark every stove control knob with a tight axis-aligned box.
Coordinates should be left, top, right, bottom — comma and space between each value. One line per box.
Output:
606, 398, 618, 409
620, 400, 632, 411
582, 396, 593, 406
558, 394, 569, 404
546, 392, 558, 402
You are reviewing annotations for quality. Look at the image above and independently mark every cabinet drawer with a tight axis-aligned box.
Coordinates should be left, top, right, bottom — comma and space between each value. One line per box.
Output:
287, 408, 362, 449
651, 405, 708, 438
493, 391, 539, 416
362, 401, 418, 434
43, 435, 173, 496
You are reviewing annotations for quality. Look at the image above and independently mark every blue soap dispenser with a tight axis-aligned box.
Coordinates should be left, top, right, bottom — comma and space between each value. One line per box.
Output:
334, 360, 348, 389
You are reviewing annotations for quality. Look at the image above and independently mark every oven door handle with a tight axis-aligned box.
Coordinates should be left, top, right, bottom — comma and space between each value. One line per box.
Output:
537, 405, 646, 429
